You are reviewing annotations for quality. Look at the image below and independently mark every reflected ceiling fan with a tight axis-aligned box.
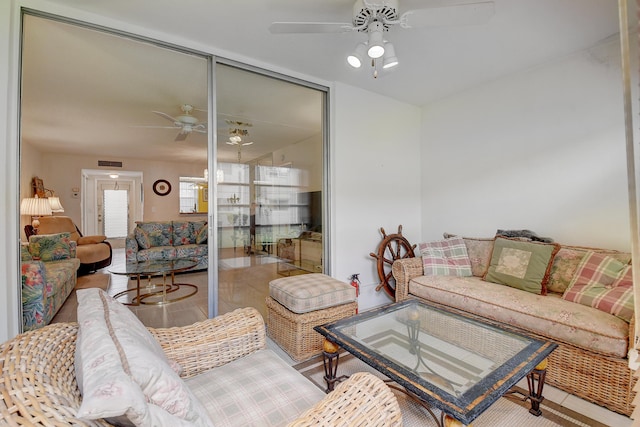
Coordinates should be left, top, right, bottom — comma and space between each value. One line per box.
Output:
269, 0, 494, 77
225, 120, 254, 161
139, 104, 207, 141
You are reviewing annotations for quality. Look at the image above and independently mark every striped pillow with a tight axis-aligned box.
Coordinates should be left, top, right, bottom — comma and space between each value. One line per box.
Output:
562, 252, 633, 322
419, 237, 472, 277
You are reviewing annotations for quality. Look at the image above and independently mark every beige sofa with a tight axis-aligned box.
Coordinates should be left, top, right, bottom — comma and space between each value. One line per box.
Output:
0, 293, 402, 426
392, 234, 636, 416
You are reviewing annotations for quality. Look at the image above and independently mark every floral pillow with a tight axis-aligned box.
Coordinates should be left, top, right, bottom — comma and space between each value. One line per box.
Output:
75, 289, 213, 427
483, 237, 559, 295
419, 237, 472, 277
562, 252, 634, 322
134, 227, 151, 250
28, 232, 74, 261
195, 223, 208, 244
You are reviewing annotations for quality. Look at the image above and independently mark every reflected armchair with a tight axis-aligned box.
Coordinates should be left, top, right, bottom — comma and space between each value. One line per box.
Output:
25, 216, 112, 275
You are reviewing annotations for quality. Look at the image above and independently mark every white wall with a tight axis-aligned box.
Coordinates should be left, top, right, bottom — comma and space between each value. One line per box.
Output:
421, 36, 631, 251
332, 83, 422, 310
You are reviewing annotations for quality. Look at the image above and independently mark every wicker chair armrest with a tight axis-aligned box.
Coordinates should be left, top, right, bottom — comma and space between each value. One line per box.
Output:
148, 307, 267, 378
392, 257, 423, 302
287, 372, 402, 427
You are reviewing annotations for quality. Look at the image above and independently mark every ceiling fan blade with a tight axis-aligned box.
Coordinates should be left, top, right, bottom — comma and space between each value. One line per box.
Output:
152, 111, 181, 123
175, 131, 189, 142
269, 22, 355, 34
401, 1, 495, 28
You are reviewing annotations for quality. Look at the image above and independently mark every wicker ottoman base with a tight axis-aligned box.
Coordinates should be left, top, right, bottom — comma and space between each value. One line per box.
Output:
266, 296, 357, 362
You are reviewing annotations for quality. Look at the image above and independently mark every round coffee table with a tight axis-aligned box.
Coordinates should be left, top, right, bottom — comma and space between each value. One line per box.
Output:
110, 258, 198, 306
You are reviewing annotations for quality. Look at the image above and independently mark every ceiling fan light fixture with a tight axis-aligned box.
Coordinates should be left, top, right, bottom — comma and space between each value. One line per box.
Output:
382, 42, 399, 69
347, 42, 367, 68
367, 22, 385, 59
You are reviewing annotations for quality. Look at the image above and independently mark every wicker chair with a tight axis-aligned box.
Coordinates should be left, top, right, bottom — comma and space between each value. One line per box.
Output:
0, 307, 402, 426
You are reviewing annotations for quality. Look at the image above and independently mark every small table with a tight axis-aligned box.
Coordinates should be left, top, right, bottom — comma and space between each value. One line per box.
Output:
315, 299, 557, 426
110, 259, 198, 306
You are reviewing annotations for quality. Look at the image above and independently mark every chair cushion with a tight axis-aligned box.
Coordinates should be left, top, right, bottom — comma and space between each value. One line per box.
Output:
269, 273, 356, 314
37, 216, 82, 241
75, 288, 212, 427
186, 349, 325, 427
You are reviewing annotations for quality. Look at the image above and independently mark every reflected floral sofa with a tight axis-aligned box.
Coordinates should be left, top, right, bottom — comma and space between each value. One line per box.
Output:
21, 232, 80, 331
126, 220, 208, 269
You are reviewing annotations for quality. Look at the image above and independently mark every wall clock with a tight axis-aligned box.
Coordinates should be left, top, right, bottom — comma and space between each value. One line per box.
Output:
152, 179, 171, 196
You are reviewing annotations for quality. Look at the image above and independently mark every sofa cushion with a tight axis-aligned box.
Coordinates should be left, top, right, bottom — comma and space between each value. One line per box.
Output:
563, 252, 634, 322
186, 348, 325, 427
483, 237, 559, 295
419, 237, 472, 277
137, 246, 178, 262
75, 289, 212, 427
173, 221, 195, 246
136, 221, 173, 247
175, 244, 207, 260
28, 232, 74, 261
408, 275, 629, 358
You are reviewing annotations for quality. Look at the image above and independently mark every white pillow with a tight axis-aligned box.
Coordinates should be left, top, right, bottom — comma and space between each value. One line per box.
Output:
75, 288, 213, 427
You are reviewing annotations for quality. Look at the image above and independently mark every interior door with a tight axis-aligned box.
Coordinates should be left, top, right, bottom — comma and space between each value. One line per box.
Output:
98, 180, 132, 243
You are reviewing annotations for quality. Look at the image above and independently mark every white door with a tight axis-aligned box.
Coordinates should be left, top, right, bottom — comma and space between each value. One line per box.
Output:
98, 181, 132, 245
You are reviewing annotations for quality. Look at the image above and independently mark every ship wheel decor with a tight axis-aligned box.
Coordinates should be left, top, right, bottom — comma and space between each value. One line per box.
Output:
370, 225, 416, 299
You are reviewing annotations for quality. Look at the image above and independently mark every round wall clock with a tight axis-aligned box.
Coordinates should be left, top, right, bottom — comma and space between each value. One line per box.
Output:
152, 179, 171, 196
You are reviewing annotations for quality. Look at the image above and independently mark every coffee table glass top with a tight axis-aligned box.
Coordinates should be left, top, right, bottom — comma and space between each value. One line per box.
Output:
315, 299, 557, 425
110, 259, 197, 276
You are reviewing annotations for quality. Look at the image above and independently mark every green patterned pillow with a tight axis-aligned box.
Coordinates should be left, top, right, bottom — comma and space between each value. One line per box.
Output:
134, 226, 151, 249
195, 223, 208, 244
28, 232, 73, 261
562, 252, 634, 322
483, 237, 559, 295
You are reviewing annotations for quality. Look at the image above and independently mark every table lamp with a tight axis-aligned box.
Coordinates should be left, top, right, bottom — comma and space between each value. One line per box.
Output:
20, 195, 53, 234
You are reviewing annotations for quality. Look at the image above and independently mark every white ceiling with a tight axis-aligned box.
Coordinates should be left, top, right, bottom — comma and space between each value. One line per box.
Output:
20, 0, 627, 164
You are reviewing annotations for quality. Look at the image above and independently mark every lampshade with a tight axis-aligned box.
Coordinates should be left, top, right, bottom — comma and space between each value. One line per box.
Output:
47, 196, 65, 212
347, 42, 367, 68
20, 196, 52, 216
367, 22, 385, 59
382, 42, 398, 69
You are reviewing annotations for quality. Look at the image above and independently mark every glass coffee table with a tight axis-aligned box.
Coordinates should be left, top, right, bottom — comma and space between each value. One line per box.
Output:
110, 258, 198, 306
315, 299, 557, 426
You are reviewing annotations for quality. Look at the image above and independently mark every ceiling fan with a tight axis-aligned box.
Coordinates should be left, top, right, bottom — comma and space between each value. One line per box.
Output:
269, 0, 495, 34
269, 0, 494, 77
140, 104, 207, 142
225, 121, 254, 161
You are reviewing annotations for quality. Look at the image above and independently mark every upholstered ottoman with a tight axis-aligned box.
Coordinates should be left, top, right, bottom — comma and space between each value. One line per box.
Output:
266, 273, 357, 361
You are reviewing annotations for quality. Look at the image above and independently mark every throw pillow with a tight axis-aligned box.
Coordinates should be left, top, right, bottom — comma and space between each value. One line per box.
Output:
443, 233, 495, 277
562, 252, 634, 322
75, 289, 213, 427
419, 237, 472, 277
134, 227, 151, 250
483, 237, 559, 295
195, 222, 208, 244
28, 232, 73, 261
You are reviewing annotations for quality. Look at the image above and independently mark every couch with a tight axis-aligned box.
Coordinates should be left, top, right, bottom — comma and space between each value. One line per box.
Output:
126, 220, 208, 270
0, 292, 403, 426
21, 232, 80, 331
392, 233, 636, 416
27, 215, 112, 275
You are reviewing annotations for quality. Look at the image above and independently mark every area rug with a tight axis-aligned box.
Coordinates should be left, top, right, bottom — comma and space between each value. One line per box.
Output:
294, 353, 606, 427
75, 272, 110, 290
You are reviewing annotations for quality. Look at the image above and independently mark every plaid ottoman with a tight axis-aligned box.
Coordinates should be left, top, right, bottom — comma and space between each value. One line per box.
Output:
266, 273, 357, 361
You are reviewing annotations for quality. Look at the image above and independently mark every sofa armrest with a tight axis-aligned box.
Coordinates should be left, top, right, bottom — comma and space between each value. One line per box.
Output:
287, 372, 402, 427
77, 235, 107, 245
149, 307, 267, 379
125, 233, 139, 263
392, 257, 423, 302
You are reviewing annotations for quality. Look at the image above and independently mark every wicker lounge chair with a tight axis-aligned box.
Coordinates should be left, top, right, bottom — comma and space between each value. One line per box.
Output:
0, 307, 402, 426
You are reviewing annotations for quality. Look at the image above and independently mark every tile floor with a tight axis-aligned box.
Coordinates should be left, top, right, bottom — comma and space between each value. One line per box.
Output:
51, 248, 634, 427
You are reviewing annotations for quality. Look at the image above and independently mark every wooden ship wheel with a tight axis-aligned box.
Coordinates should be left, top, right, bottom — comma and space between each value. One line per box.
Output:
370, 225, 416, 299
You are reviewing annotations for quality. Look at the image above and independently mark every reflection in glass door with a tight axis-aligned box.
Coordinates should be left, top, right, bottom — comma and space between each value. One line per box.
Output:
215, 63, 326, 319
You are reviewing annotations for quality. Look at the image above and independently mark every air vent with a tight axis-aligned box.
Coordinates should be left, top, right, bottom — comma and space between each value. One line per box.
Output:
98, 161, 123, 168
